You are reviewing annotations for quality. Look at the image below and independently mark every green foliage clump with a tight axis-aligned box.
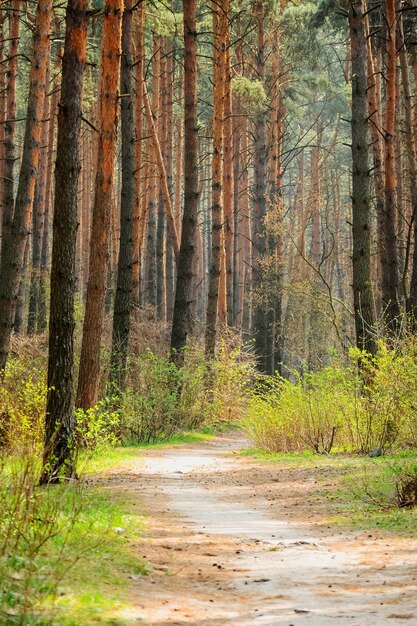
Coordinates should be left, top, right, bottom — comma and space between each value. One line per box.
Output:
244, 366, 349, 454
0, 451, 147, 625
232, 77, 268, 115
0, 357, 47, 454
119, 342, 253, 444
147, 1, 182, 37
244, 341, 417, 455
75, 400, 120, 450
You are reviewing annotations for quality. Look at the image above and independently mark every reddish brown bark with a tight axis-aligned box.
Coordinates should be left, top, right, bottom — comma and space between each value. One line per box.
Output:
223, 30, 234, 325
205, 0, 228, 356
76, 0, 123, 411
0, 0, 52, 369
1, 0, 20, 252
381, 0, 400, 328
165, 41, 175, 322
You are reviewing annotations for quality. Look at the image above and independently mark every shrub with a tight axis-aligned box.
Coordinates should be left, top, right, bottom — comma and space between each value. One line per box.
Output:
121, 350, 183, 443
244, 367, 350, 453
0, 360, 47, 454
244, 341, 417, 455
0, 454, 85, 625
118, 340, 253, 444
348, 344, 417, 452
75, 401, 120, 450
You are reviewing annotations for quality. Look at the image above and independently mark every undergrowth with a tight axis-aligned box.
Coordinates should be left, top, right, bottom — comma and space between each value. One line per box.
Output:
0, 325, 253, 623
244, 340, 417, 455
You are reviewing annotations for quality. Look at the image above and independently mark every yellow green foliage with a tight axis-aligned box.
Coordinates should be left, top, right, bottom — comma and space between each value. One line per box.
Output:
244, 341, 417, 455
232, 76, 268, 114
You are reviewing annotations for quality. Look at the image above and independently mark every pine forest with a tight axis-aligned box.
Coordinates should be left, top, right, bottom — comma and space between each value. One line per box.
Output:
1, 0, 417, 623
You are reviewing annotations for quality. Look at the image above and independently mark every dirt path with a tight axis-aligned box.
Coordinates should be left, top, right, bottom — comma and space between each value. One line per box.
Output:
103, 434, 417, 625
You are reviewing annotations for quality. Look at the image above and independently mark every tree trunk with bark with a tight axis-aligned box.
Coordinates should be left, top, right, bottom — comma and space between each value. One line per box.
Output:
38, 17, 62, 333
28, 60, 51, 334
349, 0, 377, 354
252, 0, 269, 371
109, 0, 135, 394
76, 0, 123, 411
41, 0, 89, 483
1, 1, 20, 259
170, 0, 199, 365
205, 0, 228, 356
381, 0, 400, 329
0, 0, 52, 370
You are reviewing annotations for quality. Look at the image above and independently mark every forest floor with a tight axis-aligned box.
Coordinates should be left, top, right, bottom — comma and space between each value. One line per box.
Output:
95, 432, 417, 626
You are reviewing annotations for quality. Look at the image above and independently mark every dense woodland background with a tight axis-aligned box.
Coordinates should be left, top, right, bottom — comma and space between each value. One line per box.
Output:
0, 0, 416, 473
1, 2, 417, 620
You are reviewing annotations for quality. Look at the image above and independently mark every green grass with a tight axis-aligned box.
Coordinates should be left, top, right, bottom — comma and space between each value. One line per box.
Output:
31, 485, 147, 625
0, 455, 149, 625
51, 486, 148, 625
240, 447, 417, 535
1, 424, 240, 624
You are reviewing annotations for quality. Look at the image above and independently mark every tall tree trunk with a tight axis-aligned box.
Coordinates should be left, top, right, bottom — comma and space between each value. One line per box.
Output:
170, 0, 199, 365
109, 0, 134, 393
80, 124, 91, 298
156, 42, 167, 320
144, 37, 160, 311
143, 85, 180, 260
132, 1, 144, 306
205, 0, 228, 356
165, 40, 175, 322
28, 61, 51, 334
0, 8, 6, 245
399, 20, 417, 319
252, 0, 269, 371
41, 0, 89, 483
38, 16, 62, 333
381, 0, 400, 329
0, 0, 52, 370
349, 0, 377, 354
1, 1, 20, 257
76, 0, 123, 411
270, 20, 285, 373
14, 236, 29, 334
364, 8, 385, 308
223, 34, 234, 325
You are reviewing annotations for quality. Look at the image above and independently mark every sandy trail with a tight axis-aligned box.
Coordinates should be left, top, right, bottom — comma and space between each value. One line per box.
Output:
103, 434, 417, 625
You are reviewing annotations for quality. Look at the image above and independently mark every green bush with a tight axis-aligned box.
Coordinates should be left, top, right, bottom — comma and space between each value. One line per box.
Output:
244, 367, 350, 454
0, 454, 84, 625
244, 341, 417, 455
118, 342, 253, 444
0, 361, 47, 454
75, 401, 120, 450
121, 350, 183, 443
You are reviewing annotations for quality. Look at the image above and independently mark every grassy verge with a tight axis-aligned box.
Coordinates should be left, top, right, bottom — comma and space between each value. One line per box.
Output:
51, 428, 221, 624
55, 425, 234, 623
2, 425, 239, 624
238, 448, 417, 536
50, 486, 148, 626
0, 469, 149, 626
